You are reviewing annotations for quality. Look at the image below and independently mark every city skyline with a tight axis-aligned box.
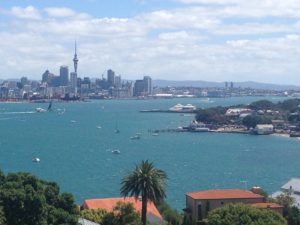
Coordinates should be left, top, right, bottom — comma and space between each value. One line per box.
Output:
1, 1, 300, 84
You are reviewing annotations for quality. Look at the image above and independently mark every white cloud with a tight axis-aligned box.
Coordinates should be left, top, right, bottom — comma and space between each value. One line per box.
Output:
44, 7, 76, 18
1, 3, 300, 84
10, 6, 41, 20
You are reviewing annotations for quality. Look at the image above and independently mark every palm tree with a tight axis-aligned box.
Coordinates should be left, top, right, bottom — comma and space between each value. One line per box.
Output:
121, 160, 167, 225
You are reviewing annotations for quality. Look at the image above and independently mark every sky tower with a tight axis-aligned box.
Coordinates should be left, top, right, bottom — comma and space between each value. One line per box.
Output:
73, 41, 78, 73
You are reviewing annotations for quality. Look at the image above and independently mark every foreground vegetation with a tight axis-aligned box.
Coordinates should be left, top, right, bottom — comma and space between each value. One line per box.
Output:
0, 170, 78, 225
207, 203, 287, 225
2, 161, 300, 225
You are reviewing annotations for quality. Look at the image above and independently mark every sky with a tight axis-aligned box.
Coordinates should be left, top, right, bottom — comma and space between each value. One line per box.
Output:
1, 0, 300, 84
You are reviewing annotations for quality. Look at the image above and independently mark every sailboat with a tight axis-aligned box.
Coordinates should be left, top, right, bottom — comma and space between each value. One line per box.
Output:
35, 101, 52, 113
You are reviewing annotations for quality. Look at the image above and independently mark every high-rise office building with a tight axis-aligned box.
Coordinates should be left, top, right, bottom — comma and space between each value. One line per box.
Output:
70, 72, 77, 89
60, 66, 69, 86
143, 76, 152, 95
107, 69, 115, 87
133, 79, 145, 97
115, 75, 121, 88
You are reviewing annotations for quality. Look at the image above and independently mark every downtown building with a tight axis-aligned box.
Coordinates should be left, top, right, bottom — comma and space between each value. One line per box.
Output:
133, 76, 153, 97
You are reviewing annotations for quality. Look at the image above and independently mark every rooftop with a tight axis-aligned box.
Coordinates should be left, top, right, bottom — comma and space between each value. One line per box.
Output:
82, 197, 162, 220
187, 189, 264, 200
251, 203, 283, 209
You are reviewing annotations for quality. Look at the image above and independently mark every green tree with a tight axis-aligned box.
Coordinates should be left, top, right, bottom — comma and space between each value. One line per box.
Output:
250, 100, 275, 110
0, 171, 78, 225
121, 160, 167, 225
80, 208, 107, 223
181, 214, 196, 225
101, 202, 142, 225
207, 203, 286, 225
242, 115, 260, 129
156, 200, 182, 225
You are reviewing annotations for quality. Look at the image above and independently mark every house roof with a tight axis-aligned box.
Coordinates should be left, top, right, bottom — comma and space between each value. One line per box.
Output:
251, 203, 283, 209
82, 197, 163, 220
186, 189, 264, 200
78, 218, 100, 225
281, 178, 300, 192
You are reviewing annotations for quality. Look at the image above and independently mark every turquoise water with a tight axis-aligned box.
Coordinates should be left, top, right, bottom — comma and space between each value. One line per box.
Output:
0, 96, 299, 209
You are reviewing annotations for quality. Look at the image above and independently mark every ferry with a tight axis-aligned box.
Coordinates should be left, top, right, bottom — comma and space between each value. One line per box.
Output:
169, 104, 197, 112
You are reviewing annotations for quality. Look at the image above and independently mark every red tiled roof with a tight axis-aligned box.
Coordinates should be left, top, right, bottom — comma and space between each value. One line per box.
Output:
186, 189, 264, 200
252, 203, 283, 209
82, 197, 162, 220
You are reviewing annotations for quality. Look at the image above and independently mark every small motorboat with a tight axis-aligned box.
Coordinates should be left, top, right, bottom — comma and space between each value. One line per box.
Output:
35, 108, 46, 113
32, 158, 40, 163
130, 135, 141, 140
112, 150, 121, 154
152, 133, 159, 136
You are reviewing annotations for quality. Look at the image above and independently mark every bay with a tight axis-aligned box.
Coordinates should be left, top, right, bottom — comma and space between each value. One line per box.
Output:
0, 96, 299, 209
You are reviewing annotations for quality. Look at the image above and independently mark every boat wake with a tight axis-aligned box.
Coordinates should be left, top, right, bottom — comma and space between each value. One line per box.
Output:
0, 111, 35, 115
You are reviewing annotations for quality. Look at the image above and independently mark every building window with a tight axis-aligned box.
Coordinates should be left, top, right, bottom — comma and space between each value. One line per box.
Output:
198, 204, 202, 221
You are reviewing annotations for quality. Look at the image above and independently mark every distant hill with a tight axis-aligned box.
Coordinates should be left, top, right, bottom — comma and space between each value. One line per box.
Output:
153, 80, 300, 90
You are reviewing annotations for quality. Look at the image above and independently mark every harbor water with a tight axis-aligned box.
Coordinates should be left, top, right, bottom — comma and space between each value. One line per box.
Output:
0, 96, 299, 209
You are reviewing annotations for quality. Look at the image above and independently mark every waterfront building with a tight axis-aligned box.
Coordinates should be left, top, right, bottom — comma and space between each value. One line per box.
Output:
60, 66, 69, 86
82, 197, 163, 225
184, 189, 265, 220
254, 124, 274, 135
107, 69, 115, 87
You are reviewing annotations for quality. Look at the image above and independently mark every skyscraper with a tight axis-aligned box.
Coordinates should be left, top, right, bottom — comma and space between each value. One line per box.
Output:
143, 76, 152, 95
107, 69, 115, 87
60, 66, 69, 86
70, 72, 77, 92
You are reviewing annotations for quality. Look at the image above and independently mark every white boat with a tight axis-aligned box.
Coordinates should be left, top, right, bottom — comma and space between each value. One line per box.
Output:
152, 133, 159, 136
111, 149, 121, 154
130, 135, 141, 140
32, 158, 40, 163
35, 101, 52, 113
35, 108, 47, 113
169, 103, 196, 112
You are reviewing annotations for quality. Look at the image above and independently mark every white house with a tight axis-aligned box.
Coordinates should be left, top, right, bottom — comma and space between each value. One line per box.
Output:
254, 124, 274, 135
